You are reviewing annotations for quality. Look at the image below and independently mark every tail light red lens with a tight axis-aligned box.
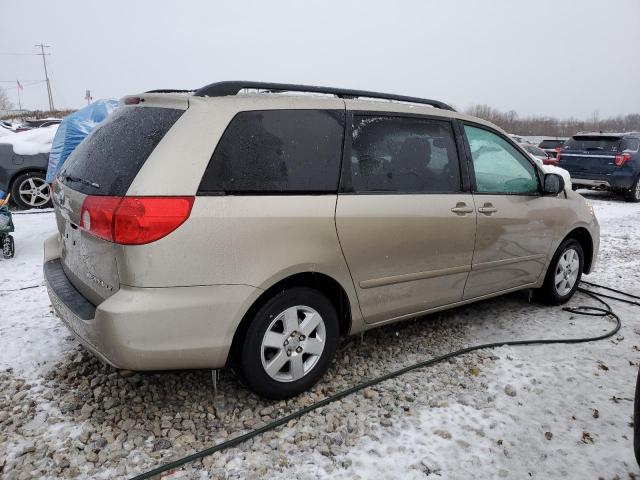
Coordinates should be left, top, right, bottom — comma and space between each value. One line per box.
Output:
614, 152, 631, 167
80, 196, 194, 245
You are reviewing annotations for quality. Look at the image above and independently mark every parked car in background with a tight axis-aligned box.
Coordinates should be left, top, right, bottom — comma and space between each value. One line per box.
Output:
0, 121, 15, 132
15, 118, 62, 132
0, 144, 51, 209
521, 143, 558, 165
557, 132, 640, 202
44, 81, 598, 399
539, 139, 567, 159
526, 150, 572, 190
509, 134, 527, 144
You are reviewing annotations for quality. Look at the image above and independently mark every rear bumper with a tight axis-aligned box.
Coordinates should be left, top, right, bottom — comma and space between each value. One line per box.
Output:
571, 173, 635, 190
43, 234, 259, 371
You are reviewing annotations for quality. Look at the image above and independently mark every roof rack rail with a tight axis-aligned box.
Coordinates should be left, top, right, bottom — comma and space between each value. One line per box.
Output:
193, 81, 455, 111
145, 89, 194, 94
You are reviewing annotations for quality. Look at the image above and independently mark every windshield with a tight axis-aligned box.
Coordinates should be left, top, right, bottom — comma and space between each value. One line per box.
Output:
565, 136, 621, 152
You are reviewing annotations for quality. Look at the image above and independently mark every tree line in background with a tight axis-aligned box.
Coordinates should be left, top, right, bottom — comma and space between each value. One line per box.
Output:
465, 104, 640, 138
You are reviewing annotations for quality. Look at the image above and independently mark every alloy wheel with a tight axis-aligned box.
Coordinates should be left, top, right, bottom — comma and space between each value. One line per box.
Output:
18, 176, 51, 208
554, 248, 580, 296
260, 305, 326, 382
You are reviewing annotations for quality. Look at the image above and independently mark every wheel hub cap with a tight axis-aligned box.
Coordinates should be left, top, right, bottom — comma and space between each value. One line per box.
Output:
18, 177, 50, 207
555, 248, 580, 296
260, 305, 326, 382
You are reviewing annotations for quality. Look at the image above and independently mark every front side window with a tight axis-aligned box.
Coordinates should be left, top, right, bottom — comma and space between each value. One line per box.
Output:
198, 110, 344, 194
464, 125, 539, 195
349, 116, 461, 193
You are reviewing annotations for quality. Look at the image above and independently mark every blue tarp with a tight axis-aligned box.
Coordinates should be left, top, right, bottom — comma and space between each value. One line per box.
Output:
46, 99, 119, 183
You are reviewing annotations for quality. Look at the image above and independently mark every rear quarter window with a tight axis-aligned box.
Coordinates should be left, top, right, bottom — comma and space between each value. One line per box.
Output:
59, 106, 184, 196
198, 110, 344, 194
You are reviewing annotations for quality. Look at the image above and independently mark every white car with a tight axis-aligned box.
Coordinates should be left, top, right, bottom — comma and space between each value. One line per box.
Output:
528, 153, 572, 190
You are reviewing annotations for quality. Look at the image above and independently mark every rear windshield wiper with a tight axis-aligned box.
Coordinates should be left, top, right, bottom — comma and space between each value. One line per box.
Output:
62, 175, 100, 189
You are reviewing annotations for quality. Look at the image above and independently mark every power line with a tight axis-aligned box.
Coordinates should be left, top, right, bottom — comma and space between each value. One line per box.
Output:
3, 81, 46, 89
0, 52, 43, 56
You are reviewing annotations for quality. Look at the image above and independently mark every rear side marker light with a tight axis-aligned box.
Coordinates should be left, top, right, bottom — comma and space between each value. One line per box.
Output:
80, 196, 194, 245
614, 153, 631, 167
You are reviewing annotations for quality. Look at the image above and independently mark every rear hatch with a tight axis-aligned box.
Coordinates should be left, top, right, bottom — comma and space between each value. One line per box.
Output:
53, 102, 186, 305
557, 135, 621, 177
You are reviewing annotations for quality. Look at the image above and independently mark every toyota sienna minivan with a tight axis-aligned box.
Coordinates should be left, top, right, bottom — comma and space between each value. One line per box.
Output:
44, 81, 599, 399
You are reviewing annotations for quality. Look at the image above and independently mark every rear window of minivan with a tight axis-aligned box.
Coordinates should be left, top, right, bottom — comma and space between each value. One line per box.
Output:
58, 106, 184, 196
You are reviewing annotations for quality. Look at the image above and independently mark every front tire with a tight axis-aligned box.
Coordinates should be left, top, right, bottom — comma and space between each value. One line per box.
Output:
624, 175, 640, 203
239, 287, 339, 399
536, 238, 584, 305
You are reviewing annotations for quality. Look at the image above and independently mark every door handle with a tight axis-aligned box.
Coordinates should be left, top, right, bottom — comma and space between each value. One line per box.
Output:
451, 203, 475, 214
477, 204, 498, 214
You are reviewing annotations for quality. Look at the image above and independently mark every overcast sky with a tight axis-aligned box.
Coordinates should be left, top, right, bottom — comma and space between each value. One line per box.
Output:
1, 0, 638, 118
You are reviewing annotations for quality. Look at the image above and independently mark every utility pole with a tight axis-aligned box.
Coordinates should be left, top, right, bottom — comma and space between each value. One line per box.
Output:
34, 43, 55, 111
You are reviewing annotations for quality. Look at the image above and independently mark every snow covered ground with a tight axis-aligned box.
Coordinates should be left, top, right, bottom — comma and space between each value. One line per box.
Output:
1, 191, 639, 479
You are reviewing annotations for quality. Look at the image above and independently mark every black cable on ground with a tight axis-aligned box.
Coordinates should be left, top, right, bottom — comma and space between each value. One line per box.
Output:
0, 283, 44, 293
130, 281, 632, 480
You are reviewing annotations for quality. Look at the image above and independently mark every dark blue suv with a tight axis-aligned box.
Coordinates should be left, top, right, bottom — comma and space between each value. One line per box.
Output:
558, 132, 640, 202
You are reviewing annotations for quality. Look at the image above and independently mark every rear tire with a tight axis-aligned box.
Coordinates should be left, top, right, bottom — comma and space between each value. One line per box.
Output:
10, 171, 52, 209
624, 175, 640, 203
535, 238, 584, 305
239, 287, 339, 399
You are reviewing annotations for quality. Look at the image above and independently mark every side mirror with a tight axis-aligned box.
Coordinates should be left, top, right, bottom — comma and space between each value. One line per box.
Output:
543, 173, 565, 195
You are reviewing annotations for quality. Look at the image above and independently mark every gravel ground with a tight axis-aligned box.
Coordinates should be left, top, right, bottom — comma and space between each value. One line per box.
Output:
0, 312, 490, 479
1, 191, 639, 479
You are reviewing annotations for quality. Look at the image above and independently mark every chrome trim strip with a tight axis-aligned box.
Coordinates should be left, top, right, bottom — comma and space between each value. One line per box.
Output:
560, 153, 615, 158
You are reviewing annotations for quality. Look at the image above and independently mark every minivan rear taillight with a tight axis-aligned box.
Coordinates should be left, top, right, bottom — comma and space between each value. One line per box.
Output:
80, 196, 194, 245
614, 152, 631, 167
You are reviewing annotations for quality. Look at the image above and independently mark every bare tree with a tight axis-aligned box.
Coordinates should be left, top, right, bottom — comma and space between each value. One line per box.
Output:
0, 87, 13, 111
465, 104, 640, 137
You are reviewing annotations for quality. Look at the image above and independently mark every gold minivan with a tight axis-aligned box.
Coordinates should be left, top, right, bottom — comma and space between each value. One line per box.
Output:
44, 82, 599, 399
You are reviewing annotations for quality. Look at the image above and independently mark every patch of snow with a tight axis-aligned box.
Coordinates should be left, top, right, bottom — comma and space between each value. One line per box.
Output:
0, 125, 59, 155
0, 211, 72, 378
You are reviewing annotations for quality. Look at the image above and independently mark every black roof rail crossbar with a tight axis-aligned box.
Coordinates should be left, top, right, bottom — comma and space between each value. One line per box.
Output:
145, 89, 194, 94
193, 81, 455, 111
